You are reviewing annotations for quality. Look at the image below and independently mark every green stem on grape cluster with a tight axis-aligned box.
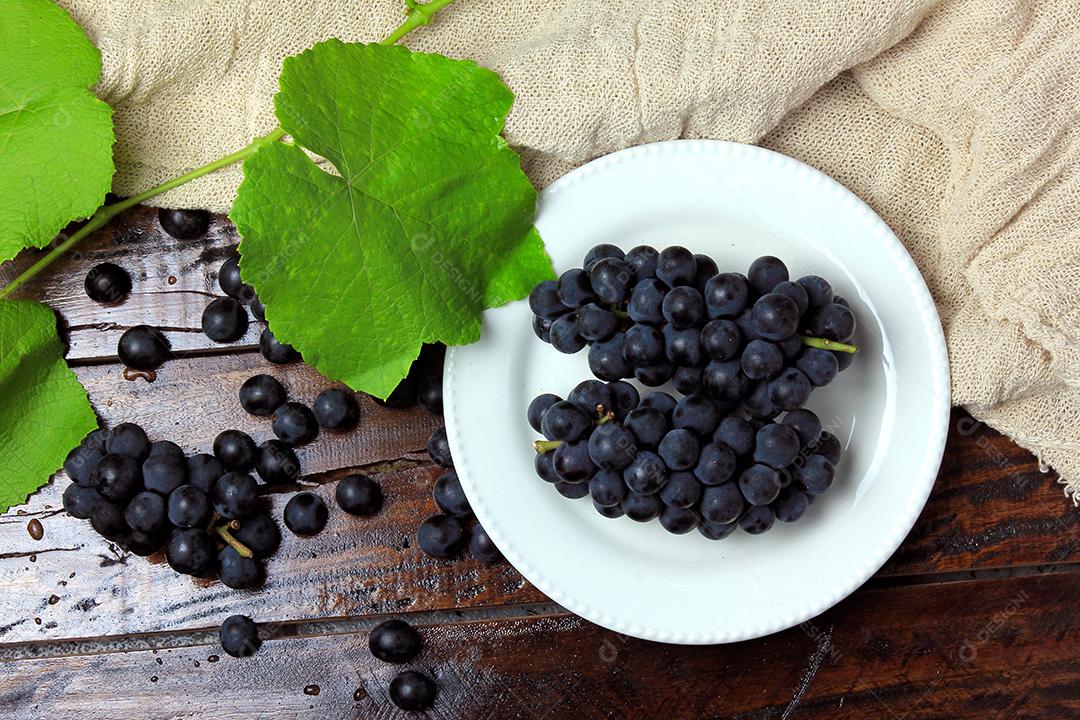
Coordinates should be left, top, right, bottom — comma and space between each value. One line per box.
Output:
0, 0, 457, 300
534, 439, 563, 454
800, 335, 858, 353
215, 523, 254, 559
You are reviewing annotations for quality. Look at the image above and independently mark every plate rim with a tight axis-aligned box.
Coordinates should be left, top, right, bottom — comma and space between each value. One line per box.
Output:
444, 138, 950, 644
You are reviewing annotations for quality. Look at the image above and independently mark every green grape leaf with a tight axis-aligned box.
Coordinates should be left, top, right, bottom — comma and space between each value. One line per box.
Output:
0, 0, 114, 263
0, 300, 97, 513
231, 41, 553, 399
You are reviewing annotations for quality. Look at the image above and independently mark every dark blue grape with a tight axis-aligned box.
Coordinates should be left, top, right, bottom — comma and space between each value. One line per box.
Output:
589, 332, 634, 381
835, 349, 855, 372
533, 315, 554, 343
576, 303, 617, 342
202, 297, 249, 343
166, 528, 215, 575
694, 442, 737, 485
313, 388, 360, 431
541, 400, 592, 442
553, 441, 597, 483
106, 423, 150, 462
658, 428, 700, 471
125, 491, 167, 533
624, 407, 668, 450
93, 454, 142, 501
774, 487, 811, 522
271, 402, 318, 446
568, 380, 612, 418
168, 485, 210, 528
700, 483, 744, 524
218, 546, 262, 589
588, 422, 638, 470
812, 431, 843, 465
796, 454, 835, 495
260, 327, 300, 364
659, 506, 699, 534
702, 359, 747, 403
773, 280, 809, 315
738, 464, 781, 506
747, 256, 789, 295
589, 257, 634, 304
117, 325, 171, 371
213, 472, 259, 520
753, 423, 800, 469
239, 374, 287, 417
745, 381, 779, 419
528, 393, 562, 433
692, 254, 718, 294
807, 303, 855, 341
555, 480, 590, 499
556, 268, 597, 308
336, 474, 383, 516
622, 492, 662, 522
783, 408, 822, 447
623, 451, 668, 495
433, 470, 472, 518
622, 324, 665, 367
713, 417, 754, 456
627, 278, 667, 324
704, 273, 749, 318
142, 441, 188, 495
90, 499, 129, 541
417, 514, 465, 557
187, 453, 224, 494
672, 366, 703, 395
550, 313, 587, 354
214, 429, 257, 472
796, 275, 833, 310
606, 381, 639, 422
663, 325, 704, 367
700, 319, 741, 361
672, 393, 720, 437
639, 391, 676, 418
698, 519, 738, 540
470, 524, 503, 562
635, 362, 675, 387
64, 430, 107, 487
232, 513, 281, 558
751, 293, 800, 341
741, 339, 783, 381
63, 483, 100, 519
159, 208, 209, 239
85, 262, 131, 304
624, 245, 659, 283
735, 308, 761, 342
594, 500, 626, 518
659, 471, 702, 508
656, 246, 696, 287
583, 243, 625, 270
662, 286, 705, 329
534, 451, 559, 483
217, 257, 253, 302
588, 470, 628, 507
768, 367, 812, 411
739, 505, 775, 534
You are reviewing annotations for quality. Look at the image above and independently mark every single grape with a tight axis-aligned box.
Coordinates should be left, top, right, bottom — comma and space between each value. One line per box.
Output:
700, 319, 741, 361
589, 257, 634, 304
627, 278, 667, 324
662, 286, 705, 329
796, 454, 836, 496
534, 451, 559, 483
588, 422, 638, 470
284, 491, 328, 536
125, 491, 167, 533
389, 671, 437, 711
527, 394, 562, 434
93, 454, 142, 501
638, 392, 676, 419
656, 246, 696, 287
806, 303, 855, 341
659, 471, 702, 508
623, 407, 668, 450
753, 423, 801, 469
416, 372, 443, 415
84, 262, 132, 304
271, 401, 319, 446
529, 280, 569, 320
168, 485, 210, 528
623, 451, 668, 495
219, 615, 261, 658
417, 514, 465, 558
567, 380, 612, 418
739, 505, 776, 534
218, 546, 261, 589
255, 439, 301, 485
576, 302, 618, 342
158, 208, 210, 239
622, 324, 665, 367
698, 519, 738, 540
621, 492, 662, 522
217, 257, 254, 302
312, 388, 360, 431
783, 408, 822, 447
796, 275, 833, 310
583, 243, 625, 270
540, 400, 592, 442
797, 348, 839, 387
658, 429, 700, 471
624, 245, 659, 283
663, 325, 703, 367
699, 483, 744, 524
694, 442, 737, 485
588, 333, 634, 381
553, 441, 597, 483
212, 430, 256, 472
117, 325, 171, 370
672, 393, 720, 437
588, 470, 627, 507
741, 339, 784, 380
768, 367, 812, 411
702, 359, 747, 403
672, 366, 703, 395
704, 272, 751, 319
606, 381, 639, 422
65, 437, 105, 487
812, 431, 843, 465
239, 374, 287, 416
751, 293, 800, 341
187, 453, 224, 494
212, 472, 259, 520
332, 474, 382, 517
550, 313, 587, 354
433, 470, 472, 518
166, 528, 216, 575
745, 381, 779, 420
774, 487, 811, 522
427, 426, 454, 467
634, 362, 675, 387
773, 280, 809, 315
594, 500, 625, 518
692, 254, 719, 294
63, 483, 100, 519
470, 524, 503, 562
259, 327, 301, 364
201, 297, 249, 343
659, 506, 700, 534
233, 513, 281, 558
556, 480, 590, 499
89, 499, 129, 540
738, 464, 782, 506
747, 255, 789, 295
556, 268, 598, 308
713, 416, 755, 456
369, 618, 423, 663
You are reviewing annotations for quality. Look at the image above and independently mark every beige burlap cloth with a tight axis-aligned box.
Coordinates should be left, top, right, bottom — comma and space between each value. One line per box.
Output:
61, 0, 1080, 501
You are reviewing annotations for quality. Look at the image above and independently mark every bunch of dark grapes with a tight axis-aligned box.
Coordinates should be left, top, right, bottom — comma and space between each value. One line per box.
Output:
526, 245, 857, 537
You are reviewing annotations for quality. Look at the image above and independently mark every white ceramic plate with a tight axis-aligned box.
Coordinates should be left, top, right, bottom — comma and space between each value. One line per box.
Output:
444, 140, 949, 644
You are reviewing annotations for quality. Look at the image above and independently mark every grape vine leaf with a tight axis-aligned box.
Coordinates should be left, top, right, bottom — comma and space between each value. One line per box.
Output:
231, 41, 553, 399
0, 300, 97, 513
0, 0, 114, 263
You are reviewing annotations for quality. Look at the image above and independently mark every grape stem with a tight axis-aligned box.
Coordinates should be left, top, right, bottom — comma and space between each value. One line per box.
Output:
800, 335, 858, 354
0, 0, 457, 299
214, 523, 255, 559
534, 439, 563, 453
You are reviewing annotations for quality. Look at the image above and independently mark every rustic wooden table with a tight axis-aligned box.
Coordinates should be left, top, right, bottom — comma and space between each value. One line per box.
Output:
1, 208, 1078, 719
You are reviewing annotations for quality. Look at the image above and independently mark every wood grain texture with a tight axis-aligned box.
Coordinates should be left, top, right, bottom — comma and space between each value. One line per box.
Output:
1, 572, 1076, 719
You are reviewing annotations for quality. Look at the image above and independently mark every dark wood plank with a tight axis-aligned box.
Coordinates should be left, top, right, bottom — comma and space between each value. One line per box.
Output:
1, 573, 1076, 719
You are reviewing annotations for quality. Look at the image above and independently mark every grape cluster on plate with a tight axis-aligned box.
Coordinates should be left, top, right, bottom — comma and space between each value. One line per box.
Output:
527, 245, 857, 538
